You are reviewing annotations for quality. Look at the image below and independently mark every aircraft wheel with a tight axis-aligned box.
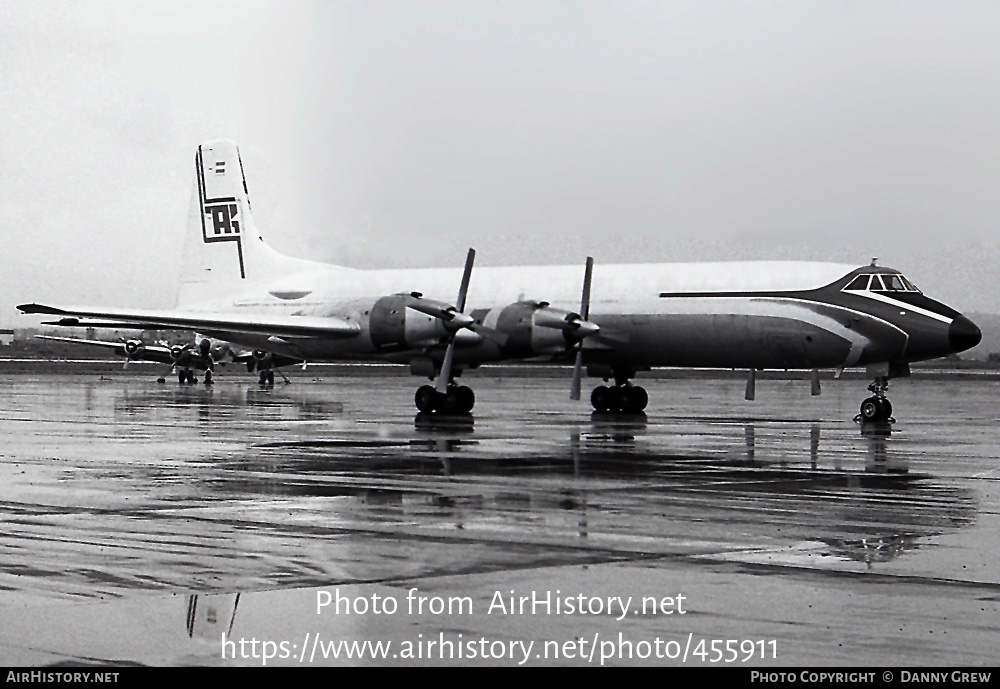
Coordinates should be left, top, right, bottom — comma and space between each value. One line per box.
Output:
266, 370, 275, 385
438, 387, 461, 414
415, 385, 437, 413
204, 370, 213, 385
157, 377, 166, 384
621, 386, 648, 413
178, 370, 186, 384
591, 386, 611, 412
605, 386, 624, 413
186, 371, 197, 384
881, 398, 893, 420
456, 386, 475, 413
259, 370, 267, 385
860, 397, 882, 422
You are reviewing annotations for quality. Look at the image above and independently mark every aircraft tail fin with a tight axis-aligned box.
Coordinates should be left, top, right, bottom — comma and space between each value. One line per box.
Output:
176, 140, 315, 307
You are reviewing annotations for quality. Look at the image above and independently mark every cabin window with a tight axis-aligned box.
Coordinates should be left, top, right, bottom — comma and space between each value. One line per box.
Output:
869, 275, 887, 291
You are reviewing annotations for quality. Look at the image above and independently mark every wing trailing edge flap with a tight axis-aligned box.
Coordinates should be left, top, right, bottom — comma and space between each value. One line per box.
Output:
18, 304, 361, 339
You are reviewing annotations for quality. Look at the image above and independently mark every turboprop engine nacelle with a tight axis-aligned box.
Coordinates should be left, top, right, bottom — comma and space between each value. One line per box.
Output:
369, 294, 482, 350
483, 301, 599, 357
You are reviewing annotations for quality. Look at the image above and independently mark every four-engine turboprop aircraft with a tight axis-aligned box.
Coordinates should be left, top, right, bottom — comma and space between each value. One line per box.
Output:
17, 140, 982, 422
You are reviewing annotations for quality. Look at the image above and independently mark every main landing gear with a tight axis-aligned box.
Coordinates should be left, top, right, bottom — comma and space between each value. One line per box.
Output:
856, 376, 894, 424
258, 369, 275, 385
591, 384, 648, 414
174, 368, 213, 385
589, 371, 648, 414
415, 384, 475, 415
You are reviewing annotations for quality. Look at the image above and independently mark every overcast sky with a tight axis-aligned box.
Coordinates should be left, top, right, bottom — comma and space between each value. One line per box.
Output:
2, 0, 999, 327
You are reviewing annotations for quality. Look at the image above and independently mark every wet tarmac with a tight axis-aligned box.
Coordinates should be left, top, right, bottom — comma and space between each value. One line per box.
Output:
0, 369, 997, 666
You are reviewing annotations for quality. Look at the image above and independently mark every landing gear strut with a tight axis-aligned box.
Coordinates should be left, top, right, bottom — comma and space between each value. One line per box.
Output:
590, 370, 648, 414
857, 376, 894, 424
415, 383, 475, 415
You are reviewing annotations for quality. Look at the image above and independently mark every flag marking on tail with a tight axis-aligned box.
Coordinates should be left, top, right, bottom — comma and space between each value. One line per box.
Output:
196, 147, 245, 279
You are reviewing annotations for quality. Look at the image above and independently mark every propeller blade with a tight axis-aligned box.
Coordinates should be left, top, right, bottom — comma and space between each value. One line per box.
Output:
580, 256, 594, 320
404, 298, 451, 320
455, 248, 475, 312
431, 248, 477, 395
534, 315, 600, 337
435, 340, 457, 394
404, 249, 477, 335
570, 349, 584, 401
570, 257, 595, 401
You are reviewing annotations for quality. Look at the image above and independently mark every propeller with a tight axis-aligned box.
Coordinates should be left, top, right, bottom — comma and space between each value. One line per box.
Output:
168, 343, 190, 373
120, 337, 144, 370
434, 248, 476, 394
570, 256, 595, 401
405, 288, 507, 344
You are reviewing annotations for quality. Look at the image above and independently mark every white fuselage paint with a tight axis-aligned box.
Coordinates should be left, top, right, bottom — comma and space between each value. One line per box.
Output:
183, 259, 896, 370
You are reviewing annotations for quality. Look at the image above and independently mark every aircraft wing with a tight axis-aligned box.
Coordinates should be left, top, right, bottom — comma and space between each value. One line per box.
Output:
35, 335, 178, 365
18, 304, 361, 340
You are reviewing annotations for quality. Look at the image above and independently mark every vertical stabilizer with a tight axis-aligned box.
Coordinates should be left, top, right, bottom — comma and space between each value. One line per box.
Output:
176, 140, 306, 307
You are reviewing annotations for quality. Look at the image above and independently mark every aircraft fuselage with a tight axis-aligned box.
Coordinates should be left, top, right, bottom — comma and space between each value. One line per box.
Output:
191, 260, 977, 374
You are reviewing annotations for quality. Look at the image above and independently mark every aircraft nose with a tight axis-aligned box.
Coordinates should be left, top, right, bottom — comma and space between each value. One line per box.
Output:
949, 315, 982, 353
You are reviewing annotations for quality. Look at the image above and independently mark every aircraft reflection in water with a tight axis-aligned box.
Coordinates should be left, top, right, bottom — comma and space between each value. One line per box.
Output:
19, 139, 982, 423
114, 385, 341, 423
103, 370, 976, 573
274, 412, 970, 571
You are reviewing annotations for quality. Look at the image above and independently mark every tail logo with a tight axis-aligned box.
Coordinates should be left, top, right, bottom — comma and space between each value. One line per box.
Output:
205, 201, 240, 238
196, 148, 246, 279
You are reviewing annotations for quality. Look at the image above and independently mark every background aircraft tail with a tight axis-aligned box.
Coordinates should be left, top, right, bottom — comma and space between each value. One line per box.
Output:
176, 139, 315, 307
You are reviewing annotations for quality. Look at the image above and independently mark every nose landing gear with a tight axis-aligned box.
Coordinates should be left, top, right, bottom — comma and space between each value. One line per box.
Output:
856, 376, 894, 424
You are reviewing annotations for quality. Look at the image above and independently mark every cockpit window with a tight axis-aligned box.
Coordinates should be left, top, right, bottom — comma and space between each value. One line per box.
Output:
844, 275, 869, 290
842, 273, 921, 294
882, 275, 907, 291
